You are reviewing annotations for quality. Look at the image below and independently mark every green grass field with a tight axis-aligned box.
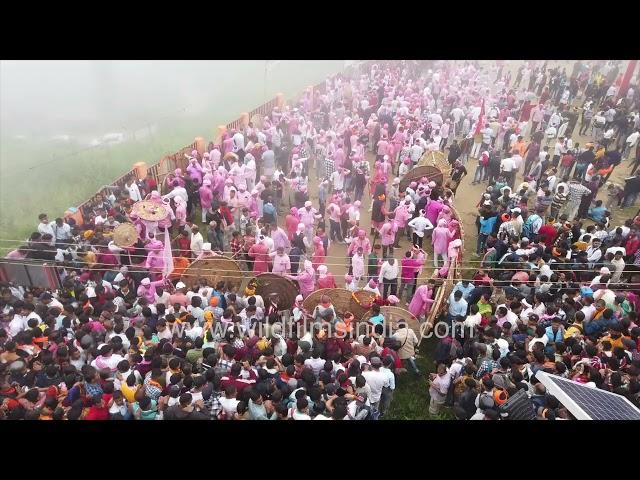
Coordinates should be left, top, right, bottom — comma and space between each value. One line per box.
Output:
384, 339, 455, 420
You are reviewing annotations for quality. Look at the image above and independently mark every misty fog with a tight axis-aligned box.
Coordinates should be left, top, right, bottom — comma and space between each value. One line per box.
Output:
0, 60, 345, 242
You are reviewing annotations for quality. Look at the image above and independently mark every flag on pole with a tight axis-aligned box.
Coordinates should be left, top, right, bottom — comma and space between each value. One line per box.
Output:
162, 227, 174, 279
474, 98, 485, 136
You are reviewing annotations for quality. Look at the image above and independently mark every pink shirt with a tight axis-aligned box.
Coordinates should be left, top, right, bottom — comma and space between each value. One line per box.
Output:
401, 257, 423, 281
380, 221, 397, 246
299, 208, 318, 228
199, 185, 213, 209
271, 254, 291, 275
432, 226, 454, 255
426, 200, 444, 226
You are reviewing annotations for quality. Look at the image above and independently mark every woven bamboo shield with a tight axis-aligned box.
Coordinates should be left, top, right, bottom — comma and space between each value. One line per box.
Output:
303, 288, 337, 315
362, 306, 422, 339
181, 256, 243, 290
399, 165, 444, 191
303, 288, 367, 319
132, 200, 170, 222
350, 289, 377, 319
253, 273, 300, 310
417, 150, 446, 168
113, 223, 138, 247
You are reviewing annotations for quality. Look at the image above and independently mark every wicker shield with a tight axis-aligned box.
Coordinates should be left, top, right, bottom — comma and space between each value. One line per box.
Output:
302, 288, 362, 318
350, 289, 377, 319
302, 288, 335, 314
132, 200, 170, 222
417, 150, 446, 168
181, 256, 243, 290
113, 223, 138, 247
253, 273, 300, 310
362, 306, 422, 340
399, 165, 444, 191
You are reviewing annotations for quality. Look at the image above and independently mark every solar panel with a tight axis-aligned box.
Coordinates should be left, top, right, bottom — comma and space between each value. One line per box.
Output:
536, 371, 640, 421
499, 388, 537, 421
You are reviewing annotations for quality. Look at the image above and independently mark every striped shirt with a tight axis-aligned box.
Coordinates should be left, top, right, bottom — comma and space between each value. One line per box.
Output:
567, 183, 591, 203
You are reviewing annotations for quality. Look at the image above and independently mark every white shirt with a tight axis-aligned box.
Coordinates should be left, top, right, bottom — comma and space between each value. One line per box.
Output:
127, 182, 142, 202
38, 222, 56, 245
626, 131, 640, 147
53, 222, 72, 241
408, 216, 434, 237
163, 186, 188, 203
378, 261, 399, 281
500, 157, 515, 172
362, 369, 390, 403
190, 232, 204, 256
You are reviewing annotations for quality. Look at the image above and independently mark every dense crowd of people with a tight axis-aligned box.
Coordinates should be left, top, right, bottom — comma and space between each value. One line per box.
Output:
1, 59, 639, 421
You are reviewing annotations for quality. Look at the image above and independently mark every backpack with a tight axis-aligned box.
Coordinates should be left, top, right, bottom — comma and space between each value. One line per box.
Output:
522, 214, 540, 239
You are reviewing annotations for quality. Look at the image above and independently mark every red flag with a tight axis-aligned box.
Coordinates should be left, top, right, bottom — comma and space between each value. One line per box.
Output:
474, 98, 485, 135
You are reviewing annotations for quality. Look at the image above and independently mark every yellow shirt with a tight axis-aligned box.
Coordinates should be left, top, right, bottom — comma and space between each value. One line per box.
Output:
121, 383, 138, 404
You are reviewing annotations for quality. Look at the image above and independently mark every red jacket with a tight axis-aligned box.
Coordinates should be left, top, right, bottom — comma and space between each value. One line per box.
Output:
219, 369, 258, 395
538, 224, 558, 248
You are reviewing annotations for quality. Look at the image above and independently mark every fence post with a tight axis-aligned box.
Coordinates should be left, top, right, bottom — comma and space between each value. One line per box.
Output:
194, 137, 205, 156
240, 112, 250, 128
133, 162, 148, 181
215, 125, 227, 145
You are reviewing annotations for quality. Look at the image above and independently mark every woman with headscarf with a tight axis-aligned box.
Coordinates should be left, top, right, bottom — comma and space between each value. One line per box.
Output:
286, 260, 316, 298
432, 219, 454, 268
316, 265, 337, 289
174, 196, 187, 228
311, 236, 326, 271
247, 237, 270, 274
408, 283, 435, 320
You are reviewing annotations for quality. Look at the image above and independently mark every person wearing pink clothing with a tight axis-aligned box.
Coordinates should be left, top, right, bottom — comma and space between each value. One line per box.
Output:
270, 248, 291, 275
187, 158, 203, 185
299, 201, 321, 243
316, 265, 337, 289
174, 196, 187, 227
136, 277, 166, 304
271, 225, 291, 252
248, 240, 270, 274
285, 207, 300, 240
287, 260, 316, 298
432, 219, 454, 267
379, 216, 398, 259
408, 283, 435, 320
398, 250, 424, 303
347, 229, 372, 257
393, 199, 412, 246
199, 180, 214, 223
333, 147, 346, 170
311, 236, 325, 271
425, 195, 444, 227
326, 202, 343, 243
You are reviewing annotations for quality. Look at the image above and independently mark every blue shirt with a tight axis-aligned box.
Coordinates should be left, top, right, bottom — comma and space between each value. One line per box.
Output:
588, 206, 606, 222
479, 216, 498, 235
452, 282, 475, 301
369, 314, 385, 326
